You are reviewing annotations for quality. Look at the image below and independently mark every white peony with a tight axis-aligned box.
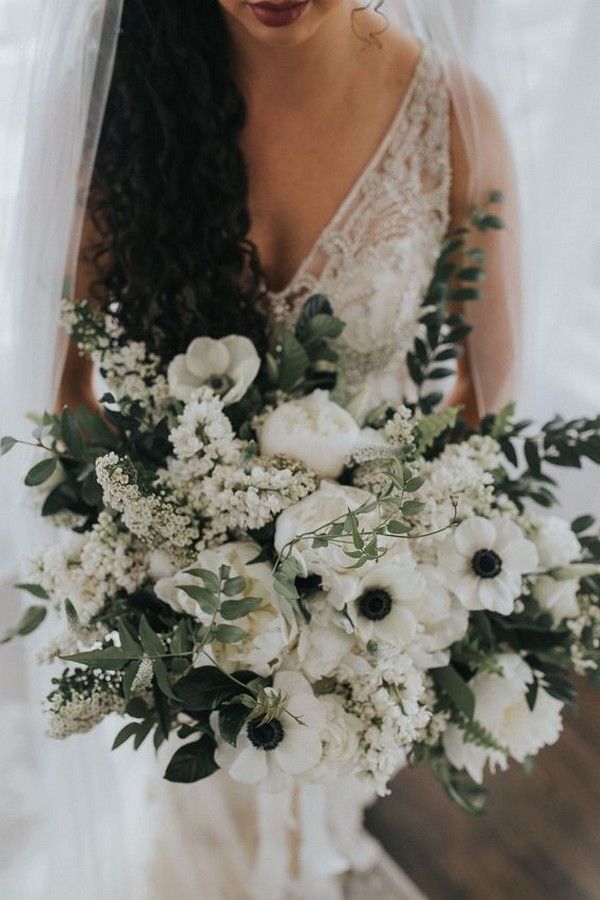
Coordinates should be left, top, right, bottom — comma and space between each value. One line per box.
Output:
259, 390, 360, 478
437, 516, 538, 615
167, 335, 260, 405
532, 575, 580, 623
212, 671, 327, 791
529, 515, 581, 569
274, 481, 382, 581
155, 541, 294, 676
443, 653, 563, 783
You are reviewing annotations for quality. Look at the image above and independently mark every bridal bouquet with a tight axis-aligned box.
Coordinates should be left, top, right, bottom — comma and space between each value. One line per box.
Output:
3, 212, 600, 811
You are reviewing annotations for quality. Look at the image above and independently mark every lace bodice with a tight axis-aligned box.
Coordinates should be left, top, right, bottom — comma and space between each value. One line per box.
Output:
263, 44, 451, 407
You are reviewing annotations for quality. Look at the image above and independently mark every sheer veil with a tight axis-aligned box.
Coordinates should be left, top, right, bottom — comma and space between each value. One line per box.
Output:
0, 1, 597, 896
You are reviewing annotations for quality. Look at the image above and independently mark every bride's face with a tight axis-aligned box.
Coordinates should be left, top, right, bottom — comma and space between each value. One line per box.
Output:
217, 0, 346, 46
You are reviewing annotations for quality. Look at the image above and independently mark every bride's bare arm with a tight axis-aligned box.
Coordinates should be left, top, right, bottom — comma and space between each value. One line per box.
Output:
445, 74, 521, 426
56, 212, 106, 413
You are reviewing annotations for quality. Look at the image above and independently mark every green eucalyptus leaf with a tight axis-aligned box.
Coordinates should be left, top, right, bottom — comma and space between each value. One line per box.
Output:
180, 584, 218, 615
223, 576, 246, 597
278, 333, 309, 392
16, 582, 49, 600
184, 568, 220, 593
220, 597, 263, 620
60, 407, 85, 456
213, 624, 246, 644
0, 436, 18, 456
1, 605, 47, 644
24, 457, 58, 487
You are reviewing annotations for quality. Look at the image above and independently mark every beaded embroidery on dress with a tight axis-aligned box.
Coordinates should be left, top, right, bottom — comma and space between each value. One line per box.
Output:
263, 43, 451, 408
139, 43, 449, 900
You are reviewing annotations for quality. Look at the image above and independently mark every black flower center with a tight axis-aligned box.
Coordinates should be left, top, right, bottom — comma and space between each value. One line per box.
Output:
471, 548, 503, 579
358, 589, 393, 621
247, 718, 285, 751
208, 374, 232, 394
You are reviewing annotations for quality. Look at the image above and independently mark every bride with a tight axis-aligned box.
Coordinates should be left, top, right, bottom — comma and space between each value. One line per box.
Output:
25, 1, 518, 898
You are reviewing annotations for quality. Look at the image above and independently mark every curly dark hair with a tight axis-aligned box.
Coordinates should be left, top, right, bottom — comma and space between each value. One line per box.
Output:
88, 0, 267, 362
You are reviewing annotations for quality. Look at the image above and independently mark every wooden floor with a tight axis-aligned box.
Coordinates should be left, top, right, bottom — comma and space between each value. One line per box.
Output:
366, 679, 600, 900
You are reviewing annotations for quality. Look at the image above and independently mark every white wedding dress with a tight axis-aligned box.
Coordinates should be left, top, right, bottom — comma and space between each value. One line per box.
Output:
133, 44, 447, 900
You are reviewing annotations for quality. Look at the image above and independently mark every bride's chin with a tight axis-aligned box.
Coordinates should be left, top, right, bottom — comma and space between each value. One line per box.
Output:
222, 0, 328, 47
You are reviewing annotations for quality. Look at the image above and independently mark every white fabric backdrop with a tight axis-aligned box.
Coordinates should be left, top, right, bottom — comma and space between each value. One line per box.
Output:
0, 2, 599, 897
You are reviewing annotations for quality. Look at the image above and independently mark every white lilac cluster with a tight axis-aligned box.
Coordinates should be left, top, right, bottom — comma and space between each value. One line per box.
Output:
201, 457, 317, 533
44, 667, 125, 739
169, 387, 241, 477
98, 341, 170, 418
61, 299, 168, 419
413, 435, 503, 533
95, 452, 199, 561
60, 298, 123, 355
333, 647, 431, 796
30, 511, 149, 624
383, 405, 416, 448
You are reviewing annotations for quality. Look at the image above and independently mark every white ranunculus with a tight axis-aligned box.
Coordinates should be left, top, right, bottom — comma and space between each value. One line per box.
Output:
443, 653, 563, 784
155, 541, 293, 676
532, 575, 580, 623
212, 671, 327, 791
404, 564, 470, 669
274, 481, 381, 581
296, 599, 356, 680
437, 516, 538, 616
314, 694, 361, 777
529, 515, 581, 569
259, 390, 361, 478
167, 334, 260, 405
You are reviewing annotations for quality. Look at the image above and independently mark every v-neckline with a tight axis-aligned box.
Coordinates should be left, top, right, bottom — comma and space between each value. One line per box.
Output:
265, 44, 428, 301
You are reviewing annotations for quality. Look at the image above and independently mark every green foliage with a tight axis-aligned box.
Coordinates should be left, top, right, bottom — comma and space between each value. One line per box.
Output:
432, 665, 475, 720
0, 605, 47, 644
164, 736, 219, 783
415, 408, 460, 453
406, 194, 505, 414
176, 666, 253, 712
266, 295, 345, 397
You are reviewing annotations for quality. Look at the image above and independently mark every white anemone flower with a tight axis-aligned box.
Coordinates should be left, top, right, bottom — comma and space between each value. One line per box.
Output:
212, 671, 326, 792
437, 516, 538, 615
345, 555, 425, 648
167, 335, 260, 405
